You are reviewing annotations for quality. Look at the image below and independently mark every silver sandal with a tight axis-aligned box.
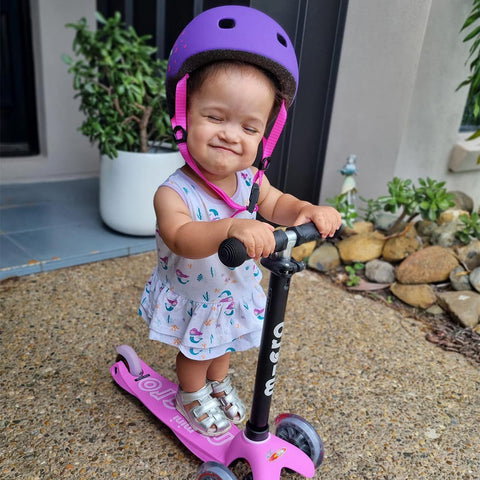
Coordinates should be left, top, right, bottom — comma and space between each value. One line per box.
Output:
175, 383, 231, 437
209, 376, 246, 424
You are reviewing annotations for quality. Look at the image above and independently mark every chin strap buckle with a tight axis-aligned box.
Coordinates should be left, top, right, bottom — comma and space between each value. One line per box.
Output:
173, 125, 187, 144
247, 183, 260, 214
258, 157, 271, 171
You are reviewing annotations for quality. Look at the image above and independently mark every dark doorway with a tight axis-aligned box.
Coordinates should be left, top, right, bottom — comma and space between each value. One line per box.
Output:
0, 0, 39, 156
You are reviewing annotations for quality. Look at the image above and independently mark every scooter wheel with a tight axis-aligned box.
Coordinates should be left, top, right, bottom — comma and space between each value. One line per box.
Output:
115, 345, 143, 377
275, 413, 324, 468
197, 461, 238, 480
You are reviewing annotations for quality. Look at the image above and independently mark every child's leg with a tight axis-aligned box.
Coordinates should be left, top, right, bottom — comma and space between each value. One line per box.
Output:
175, 352, 230, 436
206, 352, 231, 382
176, 351, 212, 392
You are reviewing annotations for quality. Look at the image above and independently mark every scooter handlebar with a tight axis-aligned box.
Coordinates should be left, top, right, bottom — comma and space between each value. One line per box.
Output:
218, 222, 342, 268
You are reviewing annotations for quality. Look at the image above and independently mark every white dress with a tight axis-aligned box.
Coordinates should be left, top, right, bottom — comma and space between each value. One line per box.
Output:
139, 168, 266, 360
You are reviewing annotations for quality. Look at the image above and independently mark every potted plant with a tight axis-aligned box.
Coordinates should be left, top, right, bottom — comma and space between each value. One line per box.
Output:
63, 11, 183, 235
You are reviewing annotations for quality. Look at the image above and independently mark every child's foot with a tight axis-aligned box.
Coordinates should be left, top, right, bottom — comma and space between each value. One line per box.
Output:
209, 376, 246, 424
175, 383, 231, 436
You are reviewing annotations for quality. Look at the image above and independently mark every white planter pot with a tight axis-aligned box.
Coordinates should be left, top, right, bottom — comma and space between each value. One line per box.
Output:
100, 149, 184, 236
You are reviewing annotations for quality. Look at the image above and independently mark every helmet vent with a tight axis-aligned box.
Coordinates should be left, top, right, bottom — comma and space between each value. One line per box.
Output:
277, 33, 287, 48
219, 18, 236, 29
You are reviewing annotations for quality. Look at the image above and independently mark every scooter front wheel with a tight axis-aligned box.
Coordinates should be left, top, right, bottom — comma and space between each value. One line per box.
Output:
197, 461, 238, 480
115, 345, 143, 377
275, 413, 324, 468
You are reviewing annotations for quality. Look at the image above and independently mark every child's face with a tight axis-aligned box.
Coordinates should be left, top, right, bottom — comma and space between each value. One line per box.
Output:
186, 64, 275, 184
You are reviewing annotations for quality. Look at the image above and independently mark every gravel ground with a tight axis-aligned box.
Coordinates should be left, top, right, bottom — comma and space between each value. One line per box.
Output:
1, 252, 478, 479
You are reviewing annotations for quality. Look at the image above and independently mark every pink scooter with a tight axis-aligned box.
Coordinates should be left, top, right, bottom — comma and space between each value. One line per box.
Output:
111, 223, 330, 479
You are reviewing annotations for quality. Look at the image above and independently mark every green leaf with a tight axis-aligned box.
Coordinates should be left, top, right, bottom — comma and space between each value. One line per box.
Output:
95, 11, 107, 24
464, 25, 480, 43
61, 54, 73, 65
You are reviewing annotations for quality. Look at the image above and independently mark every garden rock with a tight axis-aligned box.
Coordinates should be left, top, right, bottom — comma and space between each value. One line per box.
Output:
429, 220, 463, 248
470, 267, 480, 293
365, 259, 395, 284
390, 282, 436, 309
449, 266, 472, 291
382, 223, 421, 262
373, 213, 399, 232
307, 243, 340, 272
436, 291, 480, 328
337, 231, 386, 263
437, 209, 469, 225
425, 304, 445, 315
292, 240, 317, 262
448, 190, 474, 213
342, 221, 374, 236
396, 246, 459, 284
415, 220, 436, 243
454, 240, 480, 270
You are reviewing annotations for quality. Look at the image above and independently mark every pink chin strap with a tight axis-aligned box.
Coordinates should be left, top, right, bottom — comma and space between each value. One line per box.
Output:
171, 74, 288, 217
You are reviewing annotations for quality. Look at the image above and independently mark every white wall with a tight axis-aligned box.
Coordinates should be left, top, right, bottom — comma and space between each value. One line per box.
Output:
0, 0, 98, 184
395, 0, 478, 200
321, 0, 478, 208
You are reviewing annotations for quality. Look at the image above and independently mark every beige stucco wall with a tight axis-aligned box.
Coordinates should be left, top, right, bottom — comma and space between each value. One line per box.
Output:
321, 0, 478, 209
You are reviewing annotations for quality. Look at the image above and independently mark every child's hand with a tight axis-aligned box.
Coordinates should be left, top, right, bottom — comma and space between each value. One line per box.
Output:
227, 219, 275, 260
294, 204, 342, 239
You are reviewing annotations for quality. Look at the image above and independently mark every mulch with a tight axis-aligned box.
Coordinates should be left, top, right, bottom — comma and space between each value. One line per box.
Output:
320, 267, 480, 366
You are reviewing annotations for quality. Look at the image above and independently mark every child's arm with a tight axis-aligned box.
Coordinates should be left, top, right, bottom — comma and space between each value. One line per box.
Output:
257, 171, 342, 238
154, 185, 275, 260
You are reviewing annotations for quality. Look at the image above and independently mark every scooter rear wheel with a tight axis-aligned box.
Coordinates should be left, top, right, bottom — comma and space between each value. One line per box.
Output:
275, 413, 324, 468
197, 461, 238, 479
115, 345, 143, 376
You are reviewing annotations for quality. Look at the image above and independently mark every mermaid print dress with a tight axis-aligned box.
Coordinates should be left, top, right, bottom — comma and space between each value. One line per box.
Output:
139, 168, 266, 360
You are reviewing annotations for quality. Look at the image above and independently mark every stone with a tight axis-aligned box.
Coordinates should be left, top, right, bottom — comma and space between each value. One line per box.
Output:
342, 221, 374, 236
373, 213, 400, 232
390, 282, 437, 309
429, 221, 463, 248
437, 209, 470, 226
365, 259, 396, 284
307, 243, 340, 272
436, 291, 480, 328
449, 266, 472, 291
396, 246, 459, 284
415, 220, 436, 243
454, 240, 480, 270
448, 190, 474, 213
382, 223, 421, 262
292, 240, 317, 262
337, 231, 386, 263
470, 267, 480, 293
425, 304, 445, 315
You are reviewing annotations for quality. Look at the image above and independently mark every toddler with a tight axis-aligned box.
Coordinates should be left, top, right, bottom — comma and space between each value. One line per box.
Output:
139, 6, 341, 436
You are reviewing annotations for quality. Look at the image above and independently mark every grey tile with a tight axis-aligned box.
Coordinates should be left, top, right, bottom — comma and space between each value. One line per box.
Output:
0, 178, 155, 278
0, 235, 41, 278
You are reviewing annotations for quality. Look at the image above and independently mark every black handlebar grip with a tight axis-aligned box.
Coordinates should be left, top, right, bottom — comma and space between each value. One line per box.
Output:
218, 229, 289, 267
289, 223, 323, 246
288, 222, 343, 245
218, 237, 248, 268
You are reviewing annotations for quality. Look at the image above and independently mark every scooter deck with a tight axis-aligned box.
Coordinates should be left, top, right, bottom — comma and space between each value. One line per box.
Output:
111, 357, 239, 464
111, 355, 316, 478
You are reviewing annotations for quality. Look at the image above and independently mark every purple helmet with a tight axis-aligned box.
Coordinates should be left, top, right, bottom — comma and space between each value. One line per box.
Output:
166, 5, 299, 117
